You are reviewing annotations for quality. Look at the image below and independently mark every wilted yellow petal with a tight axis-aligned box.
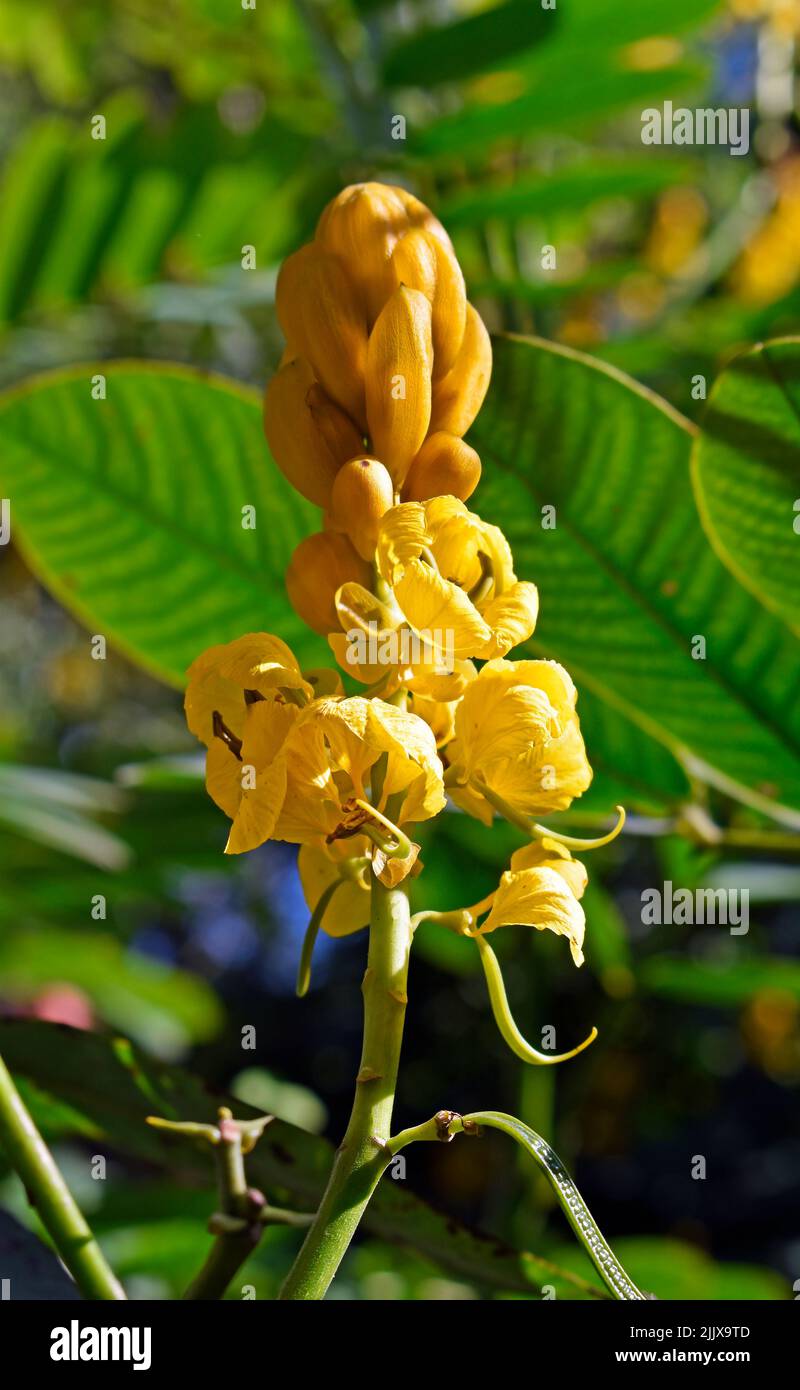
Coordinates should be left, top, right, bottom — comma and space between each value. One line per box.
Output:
366, 286, 432, 487
480, 865, 586, 967
510, 838, 588, 901
298, 839, 370, 938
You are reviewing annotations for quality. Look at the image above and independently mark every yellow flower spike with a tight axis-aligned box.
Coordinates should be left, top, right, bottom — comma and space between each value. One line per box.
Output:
285, 531, 372, 636
430, 302, 492, 436
474, 933, 598, 1064
401, 431, 482, 503
376, 497, 538, 661
366, 285, 433, 488
276, 243, 368, 426
390, 227, 467, 378
329, 456, 395, 561
263, 357, 362, 508
447, 658, 592, 825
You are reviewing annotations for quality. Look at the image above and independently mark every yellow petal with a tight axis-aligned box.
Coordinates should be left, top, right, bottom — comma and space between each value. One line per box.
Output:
393, 555, 495, 658
215, 633, 311, 699
509, 838, 588, 901
366, 286, 432, 487
185, 643, 247, 748
205, 739, 243, 819
273, 720, 341, 844
480, 580, 539, 656
481, 866, 586, 967
298, 839, 370, 938
449, 658, 593, 820
308, 696, 445, 826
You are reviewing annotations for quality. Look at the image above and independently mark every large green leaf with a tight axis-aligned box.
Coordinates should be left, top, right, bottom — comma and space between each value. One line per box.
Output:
0, 363, 318, 687
692, 339, 800, 637
469, 336, 800, 819
382, 0, 556, 88
440, 158, 698, 228
413, 63, 704, 157
0, 1020, 605, 1299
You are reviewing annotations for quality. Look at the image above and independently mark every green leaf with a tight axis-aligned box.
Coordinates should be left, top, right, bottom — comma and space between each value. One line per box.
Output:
382, 1, 556, 89
692, 339, 800, 637
0, 764, 130, 869
550, 1235, 789, 1301
0, 363, 319, 688
440, 158, 698, 227
413, 63, 704, 157
469, 335, 800, 819
640, 953, 800, 1008
0, 94, 312, 324
0, 930, 223, 1053
0, 1020, 603, 1300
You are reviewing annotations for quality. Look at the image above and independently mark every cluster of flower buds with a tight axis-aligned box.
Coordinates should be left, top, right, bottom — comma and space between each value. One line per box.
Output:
263, 182, 491, 634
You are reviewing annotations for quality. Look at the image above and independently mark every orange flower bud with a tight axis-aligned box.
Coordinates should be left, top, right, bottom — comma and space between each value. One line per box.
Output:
401, 432, 481, 503
430, 302, 492, 436
285, 531, 372, 636
264, 358, 362, 507
366, 286, 433, 488
390, 229, 466, 379
329, 456, 395, 561
276, 244, 368, 426
306, 382, 364, 466
316, 182, 454, 328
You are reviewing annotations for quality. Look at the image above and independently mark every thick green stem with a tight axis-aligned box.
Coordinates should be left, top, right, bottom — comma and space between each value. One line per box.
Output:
279, 874, 411, 1299
0, 1052, 126, 1300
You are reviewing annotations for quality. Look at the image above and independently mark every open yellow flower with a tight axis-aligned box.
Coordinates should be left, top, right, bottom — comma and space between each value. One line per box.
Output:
329, 579, 476, 702
479, 840, 588, 967
447, 658, 592, 825
375, 496, 538, 661
276, 695, 446, 839
185, 633, 314, 855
